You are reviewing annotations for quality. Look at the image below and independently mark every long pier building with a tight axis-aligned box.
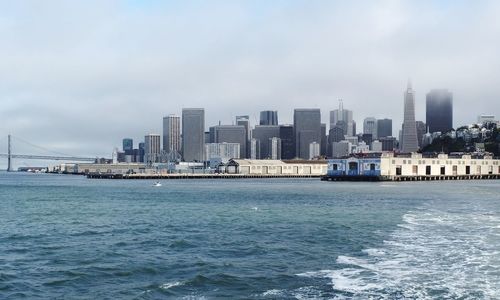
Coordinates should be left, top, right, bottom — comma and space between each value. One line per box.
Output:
323, 153, 500, 181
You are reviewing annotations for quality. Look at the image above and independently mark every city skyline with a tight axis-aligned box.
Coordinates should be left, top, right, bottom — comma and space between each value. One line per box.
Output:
1, 1, 500, 160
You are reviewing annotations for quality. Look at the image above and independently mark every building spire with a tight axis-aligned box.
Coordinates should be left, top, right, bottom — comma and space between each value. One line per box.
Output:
407, 78, 412, 90
339, 99, 343, 111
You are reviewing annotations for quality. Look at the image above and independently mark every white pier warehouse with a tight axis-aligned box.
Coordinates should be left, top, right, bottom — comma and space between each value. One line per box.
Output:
323, 153, 500, 181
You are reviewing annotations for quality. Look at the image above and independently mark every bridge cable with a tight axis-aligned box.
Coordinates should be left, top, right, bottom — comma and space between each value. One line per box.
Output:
11, 135, 75, 157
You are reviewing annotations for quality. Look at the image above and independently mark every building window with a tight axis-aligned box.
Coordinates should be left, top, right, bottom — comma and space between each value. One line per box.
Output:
396, 166, 402, 176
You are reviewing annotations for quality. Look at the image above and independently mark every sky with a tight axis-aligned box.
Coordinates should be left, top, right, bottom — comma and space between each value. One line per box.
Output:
1, 0, 500, 167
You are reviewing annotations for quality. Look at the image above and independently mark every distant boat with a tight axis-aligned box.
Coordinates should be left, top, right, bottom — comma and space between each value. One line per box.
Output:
152, 181, 162, 187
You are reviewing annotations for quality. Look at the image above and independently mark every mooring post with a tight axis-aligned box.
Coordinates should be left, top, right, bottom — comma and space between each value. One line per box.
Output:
7, 134, 12, 172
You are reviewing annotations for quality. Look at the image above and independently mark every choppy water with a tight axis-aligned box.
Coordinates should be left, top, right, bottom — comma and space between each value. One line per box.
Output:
0, 172, 499, 299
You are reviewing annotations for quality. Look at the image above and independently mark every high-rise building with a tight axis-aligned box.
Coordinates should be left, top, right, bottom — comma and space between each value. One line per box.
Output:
401, 82, 419, 153
363, 117, 378, 139
182, 108, 205, 162
163, 114, 181, 154
122, 138, 133, 153
250, 138, 260, 159
328, 126, 344, 143
331, 141, 351, 158
236, 115, 250, 158
371, 140, 382, 152
426, 89, 453, 133
144, 134, 161, 164
294, 109, 321, 159
259, 110, 278, 126
377, 118, 392, 138
136, 142, 145, 163
416, 121, 426, 148
211, 125, 247, 159
269, 137, 281, 160
279, 125, 295, 159
330, 100, 354, 136
361, 133, 373, 146
122, 138, 134, 162
205, 143, 240, 161
252, 125, 280, 159
309, 142, 320, 159
380, 137, 397, 151
320, 123, 327, 156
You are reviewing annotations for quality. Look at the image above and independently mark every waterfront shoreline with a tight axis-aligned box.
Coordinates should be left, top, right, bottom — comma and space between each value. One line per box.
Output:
86, 173, 323, 179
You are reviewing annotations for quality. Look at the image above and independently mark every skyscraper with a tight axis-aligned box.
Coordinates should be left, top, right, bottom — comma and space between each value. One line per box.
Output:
377, 118, 392, 138
182, 108, 205, 162
279, 125, 295, 159
320, 123, 327, 156
236, 115, 250, 158
328, 126, 344, 143
330, 100, 354, 136
252, 125, 280, 159
163, 114, 181, 154
205, 143, 240, 161
259, 110, 278, 126
426, 89, 453, 133
416, 121, 426, 148
380, 137, 397, 151
401, 82, 419, 153
269, 137, 281, 160
137, 142, 145, 163
363, 117, 378, 139
250, 138, 260, 159
144, 134, 161, 164
122, 138, 133, 153
294, 109, 321, 159
210, 125, 247, 159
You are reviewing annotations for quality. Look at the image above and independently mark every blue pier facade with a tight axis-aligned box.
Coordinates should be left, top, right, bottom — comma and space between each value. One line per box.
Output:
327, 157, 382, 177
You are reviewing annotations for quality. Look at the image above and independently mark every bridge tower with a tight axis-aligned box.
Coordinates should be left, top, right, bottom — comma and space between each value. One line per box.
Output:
7, 134, 12, 172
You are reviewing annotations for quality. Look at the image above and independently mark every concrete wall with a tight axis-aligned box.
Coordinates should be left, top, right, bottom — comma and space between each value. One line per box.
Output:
231, 160, 327, 175
77, 163, 148, 174
380, 154, 500, 176
328, 154, 500, 177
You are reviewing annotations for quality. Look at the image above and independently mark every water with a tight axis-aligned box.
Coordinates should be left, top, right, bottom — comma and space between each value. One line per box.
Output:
0, 172, 499, 299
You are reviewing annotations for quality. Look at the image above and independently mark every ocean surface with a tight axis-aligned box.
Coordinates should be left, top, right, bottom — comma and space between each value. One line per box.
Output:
1, 172, 499, 299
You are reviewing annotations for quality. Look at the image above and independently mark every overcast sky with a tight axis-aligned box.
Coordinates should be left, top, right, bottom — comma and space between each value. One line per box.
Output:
1, 0, 500, 165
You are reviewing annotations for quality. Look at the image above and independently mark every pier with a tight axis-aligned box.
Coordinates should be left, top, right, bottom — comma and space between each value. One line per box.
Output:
321, 174, 500, 182
87, 173, 322, 179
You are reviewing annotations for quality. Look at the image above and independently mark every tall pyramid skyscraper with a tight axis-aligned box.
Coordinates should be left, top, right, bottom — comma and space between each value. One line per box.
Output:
401, 81, 419, 153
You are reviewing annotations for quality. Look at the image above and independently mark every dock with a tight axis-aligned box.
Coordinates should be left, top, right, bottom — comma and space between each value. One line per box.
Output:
321, 174, 500, 182
87, 173, 323, 179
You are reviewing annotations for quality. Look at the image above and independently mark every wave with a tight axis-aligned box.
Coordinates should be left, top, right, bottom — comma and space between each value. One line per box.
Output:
298, 206, 500, 299
159, 281, 184, 290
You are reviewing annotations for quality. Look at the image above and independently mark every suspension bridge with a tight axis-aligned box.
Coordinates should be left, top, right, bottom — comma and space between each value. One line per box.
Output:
0, 135, 97, 172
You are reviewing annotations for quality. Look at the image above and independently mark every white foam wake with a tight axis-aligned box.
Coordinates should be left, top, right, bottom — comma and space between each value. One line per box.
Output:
298, 206, 500, 299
